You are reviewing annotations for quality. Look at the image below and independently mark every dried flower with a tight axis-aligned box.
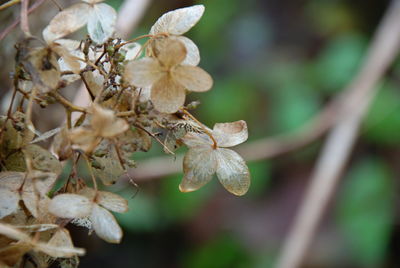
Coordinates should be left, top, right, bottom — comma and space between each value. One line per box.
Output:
180, 120, 250, 196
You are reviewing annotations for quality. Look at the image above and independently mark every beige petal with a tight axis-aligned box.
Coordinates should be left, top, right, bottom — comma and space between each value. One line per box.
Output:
48, 194, 93, 218
28, 48, 61, 92
0, 172, 25, 190
179, 145, 217, 193
97, 191, 128, 213
182, 132, 213, 148
43, 3, 91, 43
52, 44, 81, 74
87, 3, 117, 44
21, 180, 39, 218
68, 127, 98, 153
37, 228, 85, 257
0, 188, 20, 219
149, 5, 205, 35
90, 104, 129, 137
82, 0, 103, 3
213, 120, 248, 147
174, 65, 213, 92
0, 223, 30, 241
215, 148, 250, 196
175, 36, 200, 66
151, 75, 186, 113
152, 38, 186, 68
90, 204, 123, 243
124, 57, 163, 87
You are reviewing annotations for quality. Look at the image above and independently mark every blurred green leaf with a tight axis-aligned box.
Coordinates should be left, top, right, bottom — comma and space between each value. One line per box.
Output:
336, 157, 395, 267
246, 161, 271, 197
116, 191, 160, 232
363, 82, 400, 145
182, 235, 250, 268
315, 34, 366, 92
160, 175, 215, 222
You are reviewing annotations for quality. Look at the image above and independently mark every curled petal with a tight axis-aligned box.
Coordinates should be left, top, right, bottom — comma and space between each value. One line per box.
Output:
180, 146, 217, 193
48, 194, 93, 218
124, 57, 163, 87
213, 120, 248, 147
174, 65, 213, 92
88, 3, 117, 44
151, 75, 186, 113
175, 36, 200, 66
215, 148, 250, 196
43, 3, 90, 43
150, 5, 205, 35
90, 204, 123, 243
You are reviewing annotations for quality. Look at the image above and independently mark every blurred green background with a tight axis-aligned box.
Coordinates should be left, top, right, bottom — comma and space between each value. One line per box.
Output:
2, 0, 400, 267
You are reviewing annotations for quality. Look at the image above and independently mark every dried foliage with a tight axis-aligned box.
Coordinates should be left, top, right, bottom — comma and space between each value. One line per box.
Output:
0, 3, 250, 267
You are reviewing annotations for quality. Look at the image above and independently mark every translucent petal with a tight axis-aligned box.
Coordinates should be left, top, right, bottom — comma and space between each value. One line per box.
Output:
215, 148, 250, 196
153, 38, 186, 68
90, 104, 128, 137
87, 3, 117, 44
182, 132, 213, 147
213, 120, 248, 147
52, 44, 81, 74
150, 5, 205, 35
124, 57, 163, 87
97, 191, 128, 213
174, 65, 213, 92
175, 36, 200, 66
48, 194, 93, 218
124, 42, 142, 61
90, 204, 123, 243
150, 75, 186, 113
21, 180, 39, 218
43, 3, 90, 43
0, 188, 19, 219
179, 146, 217, 192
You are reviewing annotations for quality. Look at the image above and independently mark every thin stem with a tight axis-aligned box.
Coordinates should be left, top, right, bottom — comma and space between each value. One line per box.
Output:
48, 91, 87, 113
114, 34, 154, 50
134, 123, 175, 155
83, 154, 97, 191
0, 0, 20, 11
181, 109, 218, 149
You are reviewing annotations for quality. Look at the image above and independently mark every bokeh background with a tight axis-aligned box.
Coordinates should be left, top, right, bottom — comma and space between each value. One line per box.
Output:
1, 0, 400, 267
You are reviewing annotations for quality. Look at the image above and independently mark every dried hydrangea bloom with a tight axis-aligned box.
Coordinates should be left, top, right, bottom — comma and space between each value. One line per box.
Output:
0, 223, 85, 263
43, 0, 117, 44
48, 188, 128, 243
68, 104, 129, 153
181, 120, 250, 196
124, 38, 213, 113
149, 5, 205, 66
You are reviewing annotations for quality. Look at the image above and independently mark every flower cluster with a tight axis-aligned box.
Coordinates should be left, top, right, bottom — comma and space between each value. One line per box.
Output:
0, 3, 250, 267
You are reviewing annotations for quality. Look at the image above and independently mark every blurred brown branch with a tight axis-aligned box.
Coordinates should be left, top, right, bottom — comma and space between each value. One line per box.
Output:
277, 0, 400, 267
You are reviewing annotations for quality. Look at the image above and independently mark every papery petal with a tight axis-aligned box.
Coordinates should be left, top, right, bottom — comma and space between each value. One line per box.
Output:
174, 65, 213, 92
97, 191, 128, 213
215, 148, 250, 196
68, 127, 98, 152
213, 120, 248, 147
124, 57, 163, 87
100, 118, 129, 138
37, 228, 85, 257
87, 3, 117, 44
90, 204, 123, 243
0, 172, 25, 190
151, 75, 185, 113
52, 44, 81, 74
152, 38, 186, 68
90, 104, 128, 137
48, 194, 93, 218
0, 188, 20, 219
0, 223, 30, 241
82, 0, 103, 3
180, 146, 217, 192
175, 36, 200, 66
43, 3, 91, 43
182, 132, 213, 147
150, 5, 205, 35
21, 180, 39, 218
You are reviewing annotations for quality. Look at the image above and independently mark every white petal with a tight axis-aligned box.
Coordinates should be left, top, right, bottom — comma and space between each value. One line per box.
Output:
0, 188, 20, 219
175, 36, 200, 66
150, 5, 205, 35
87, 3, 117, 44
123, 42, 142, 61
0, 171, 25, 190
90, 204, 123, 243
97, 191, 128, 213
215, 148, 250, 196
124, 57, 163, 88
180, 145, 217, 192
43, 3, 90, 43
48, 194, 93, 218
213, 120, 248, 147
174, 65, 213, 92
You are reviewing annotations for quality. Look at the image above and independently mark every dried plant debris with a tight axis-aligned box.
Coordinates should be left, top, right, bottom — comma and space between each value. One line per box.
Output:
0, 3, 250, 266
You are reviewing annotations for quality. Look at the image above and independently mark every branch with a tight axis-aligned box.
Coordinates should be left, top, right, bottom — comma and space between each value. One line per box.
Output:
276, 1, 400, 267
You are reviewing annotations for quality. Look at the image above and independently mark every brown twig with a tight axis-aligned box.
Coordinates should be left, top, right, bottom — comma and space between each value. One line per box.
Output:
276, 1, 400, 267
20, 0, 30, 36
